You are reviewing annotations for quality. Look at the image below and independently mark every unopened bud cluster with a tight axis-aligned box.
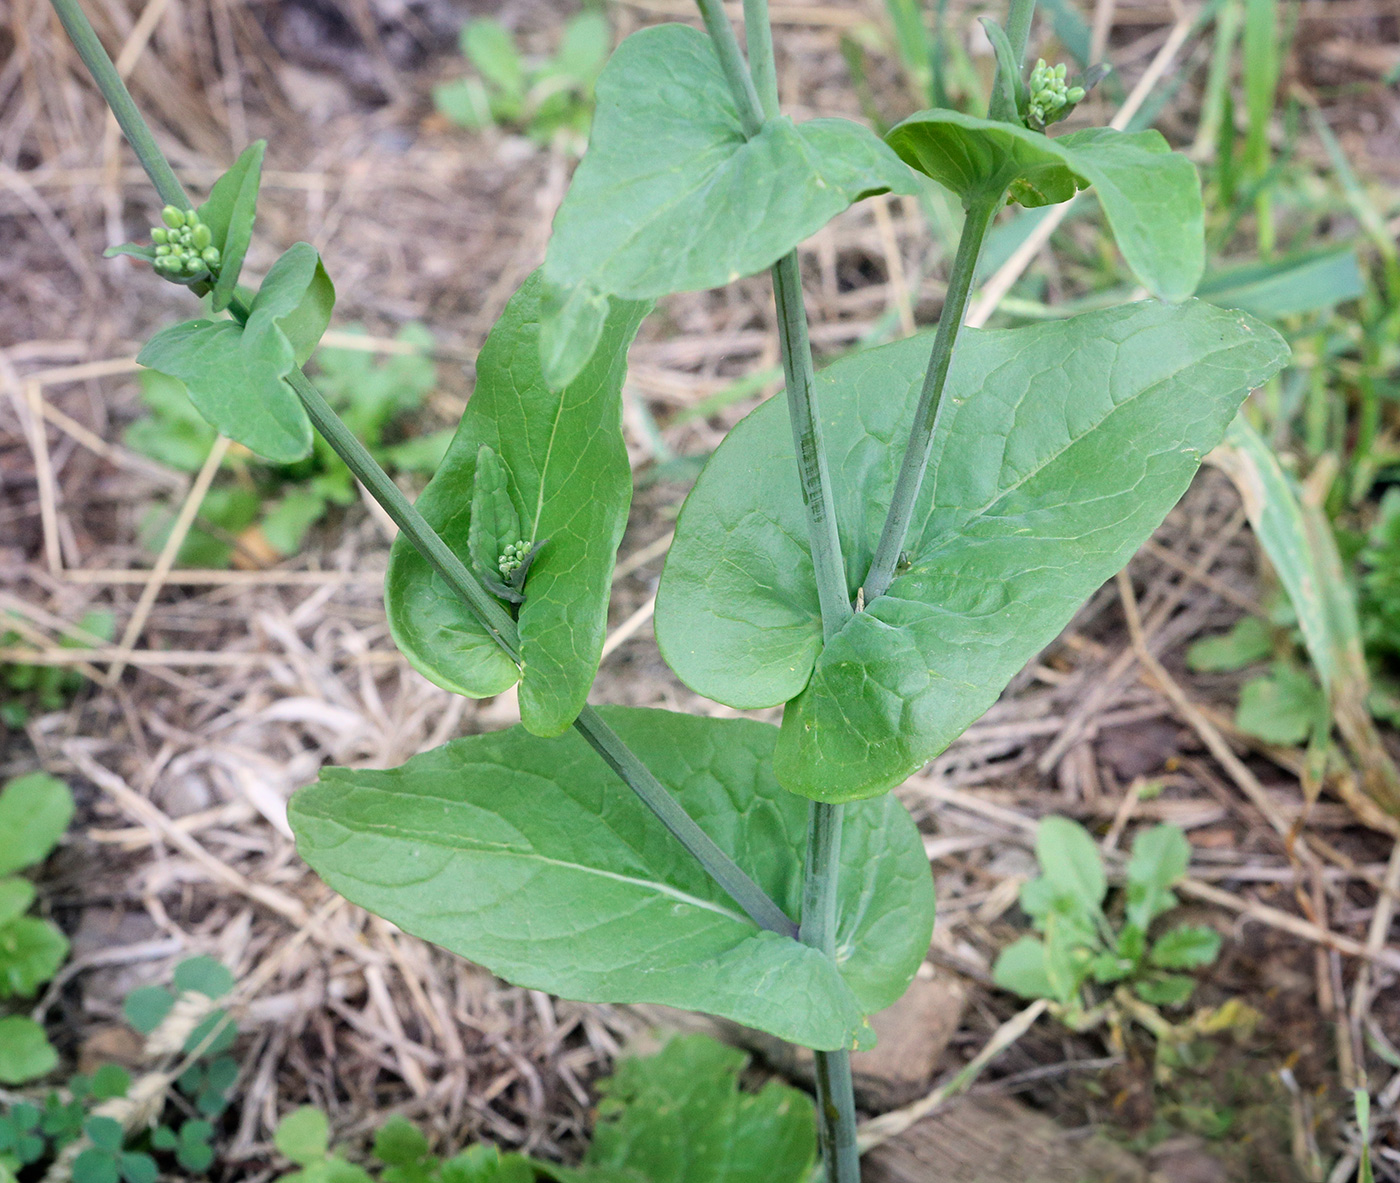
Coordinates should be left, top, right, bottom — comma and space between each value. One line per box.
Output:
499, 539, 531, 578
150, 205, 221, 278
1027, 59, 1085, 127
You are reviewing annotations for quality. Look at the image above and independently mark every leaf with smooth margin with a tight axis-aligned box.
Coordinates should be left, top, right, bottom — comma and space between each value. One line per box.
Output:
137, 243, 332, 463
0, 773, 74, 875
467, 444, 522, 582
1125, 823, 1189, 931
655, 301, 1288, 801
385, 272, 649, 736
885, 110, 1204, 300
197, 140, 265, 312
0, 1016, 56, 1084
289, 707, 935, 1052
539, 23, 916, 387
1035, 816, 1105, 914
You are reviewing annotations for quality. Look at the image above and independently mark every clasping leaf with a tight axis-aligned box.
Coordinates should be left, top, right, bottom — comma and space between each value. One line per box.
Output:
655, 301, 1289, 801
885, 111, 1204, 301
290, 707, 934, 1052
385, 271, 649, 737
137, 242, 334, 464
538, 24, 917, 388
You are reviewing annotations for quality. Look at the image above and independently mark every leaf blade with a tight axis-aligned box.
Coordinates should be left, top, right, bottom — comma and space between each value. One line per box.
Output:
289, 707, 934, 1051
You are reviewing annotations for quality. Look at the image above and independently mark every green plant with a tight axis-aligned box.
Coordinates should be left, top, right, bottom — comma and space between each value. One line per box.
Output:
1, 612, 114, 728
128, 324, 444, 568
994, 818, 1222, 1023
0, 955, 239, 1183
53, 0, 1291, 1175
0, 772, 74, 1085
433, 13, 610, 151
270, 1035, 813, 1183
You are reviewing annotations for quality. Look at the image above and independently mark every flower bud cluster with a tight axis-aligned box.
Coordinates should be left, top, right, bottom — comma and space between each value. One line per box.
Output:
499, 539, 532, 578
1027, 59, 1085, 127
150, 205, 221, 279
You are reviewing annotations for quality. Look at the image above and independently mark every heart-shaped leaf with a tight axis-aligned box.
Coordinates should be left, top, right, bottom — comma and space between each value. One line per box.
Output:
385, 271, 649, 736
885, 110, 1204, 301
656, 301, 1288, 801
540, 23, 916, 387
137, 243, 333, 463
289, 707, 935, 1051
197, 140, 265, 312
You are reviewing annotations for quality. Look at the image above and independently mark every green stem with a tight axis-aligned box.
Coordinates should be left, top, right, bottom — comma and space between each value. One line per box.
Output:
742, 0, 781, 119
50, 0, 190, 211
575, 707, 798, 938
772, 250, 854, 640
695, 0, 765, 135
696, 2, 861, 1178
800, 802, 858, 1183
285, 365, 523, 660
54, 0, 796, 941
1004, 0, 1038, 66
863, 193, 999, 603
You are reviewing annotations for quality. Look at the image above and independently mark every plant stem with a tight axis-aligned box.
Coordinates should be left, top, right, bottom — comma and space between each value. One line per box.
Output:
284, 326, 798, 939
285, 366, 523, 660
696, 2, 861, 1178
1004, 0, 1038, 66
800, 802, 859, 1183
574, 707, 798, 938
862, 193, 999, 602
742, 0, 781, 119
54, 0, 797, 941
772, 250, 854, 640
694, 0, 765, 135
49, 0, 190, 211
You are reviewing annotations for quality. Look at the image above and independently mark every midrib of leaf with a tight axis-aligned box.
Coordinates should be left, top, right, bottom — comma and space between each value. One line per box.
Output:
309, 801, 752, 927
912, 330, 1249, 562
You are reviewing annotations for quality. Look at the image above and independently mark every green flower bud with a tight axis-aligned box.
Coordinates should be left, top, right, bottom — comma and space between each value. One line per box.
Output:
161, 205, 184, 229
193, 223, 213, 250
154, 244, 172, 257
184, 208, 200, 228
184, 256, 204, 274
1067, 86, 1085, 103
202, 247, 221, 267
152, 227, 169, 244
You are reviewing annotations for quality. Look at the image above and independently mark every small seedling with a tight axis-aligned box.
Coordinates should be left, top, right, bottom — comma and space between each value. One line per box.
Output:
1, 611, 114, 727
0, 773, 75, 1085
269, 1035, 812, 1183
995, 818, 1222, 1027
434, 14, 610, 150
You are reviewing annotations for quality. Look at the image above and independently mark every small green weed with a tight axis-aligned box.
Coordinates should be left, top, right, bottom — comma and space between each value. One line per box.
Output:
1, 612, 114, 728
433, 13, 610, 152
268, 1034, 814, 1183
0, 955, 238, 1183
994, 817, 1223, 1028
0, 772, 75, 1086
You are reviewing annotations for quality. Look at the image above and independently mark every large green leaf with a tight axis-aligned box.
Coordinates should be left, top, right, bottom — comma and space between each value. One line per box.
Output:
196, 140, 265, 313
656, 301, 1289, 801
137, 243, 332, 464
885, 110, 1204, 301
289, 707, 934, 1051
539, 23, 916, 387
385, 272, 649, 736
